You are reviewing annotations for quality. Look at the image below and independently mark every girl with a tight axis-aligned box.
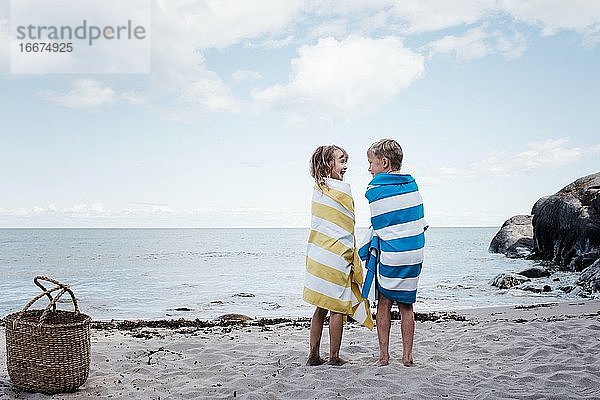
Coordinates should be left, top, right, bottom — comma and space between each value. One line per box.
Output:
303, 145, 372, 366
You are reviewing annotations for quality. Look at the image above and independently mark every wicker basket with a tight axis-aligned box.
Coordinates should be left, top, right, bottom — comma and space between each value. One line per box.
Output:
3, 276, 91, 394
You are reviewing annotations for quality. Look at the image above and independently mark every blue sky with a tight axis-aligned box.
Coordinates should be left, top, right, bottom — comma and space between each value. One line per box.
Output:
1, 0, 599, 228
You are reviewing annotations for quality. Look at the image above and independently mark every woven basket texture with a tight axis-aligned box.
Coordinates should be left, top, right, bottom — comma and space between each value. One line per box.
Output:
4, 294, 91, 394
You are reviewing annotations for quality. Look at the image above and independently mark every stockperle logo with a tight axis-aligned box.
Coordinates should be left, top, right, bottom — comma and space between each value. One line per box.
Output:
10, 0, 151, 74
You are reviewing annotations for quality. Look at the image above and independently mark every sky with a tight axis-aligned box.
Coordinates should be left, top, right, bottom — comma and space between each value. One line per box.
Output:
0, 0, 599, 228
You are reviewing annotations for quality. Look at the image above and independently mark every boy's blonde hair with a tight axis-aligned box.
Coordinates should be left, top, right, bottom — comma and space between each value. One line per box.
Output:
368, 138, 403, 171
310, 145, 348, 189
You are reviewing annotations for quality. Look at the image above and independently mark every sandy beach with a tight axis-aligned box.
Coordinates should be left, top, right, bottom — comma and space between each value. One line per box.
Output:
1, 301, 599, 399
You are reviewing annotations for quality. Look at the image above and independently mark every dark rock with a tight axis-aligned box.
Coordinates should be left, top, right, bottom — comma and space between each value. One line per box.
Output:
543, 285, 551, 292
518, 266, 551, 278
233, 292, 255, 298
174, 307, 192, 312
559, 285, 574, 293
516, 284, 538, 293
532, 172, 600, 271
490, 273, 530, 289
517, 284, 552, 293
490, 215, 534, 258
505, 237, 535, 258
217, 313, 253, 321
569, 286, 585, 297
578, 252, 600, 270
577, 259, 600, 293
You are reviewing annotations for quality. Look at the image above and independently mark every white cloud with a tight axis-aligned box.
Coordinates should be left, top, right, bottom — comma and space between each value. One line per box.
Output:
254, 35, 424, 114
36, 79, 117, 110
426, 27, 528, 61
494, 30, 528, 60
309, 0, 496, 36
0, 203, 306, 227
389, 0, 498, 33
166, 0, 597, 119
0, 203, 177, 218
245, 35, 295, 49
121, 0, 300, 116
512, 138, 582, 170
310, 0, 392, 16
121, 91, 146, 106
27, 1, 302, 116
306, 20, 350, 40
146, 6, 240, 114
231, 69, 263, 83
0, 203, 110, 218
310, 1, 600, 37
475, 138, 584, 177
67, 203, 111, 216
426, 27, 491, 61
305, 3, 397, 39
156, 0, 304, 49
421, 138, 592, 182
499, 0, 600, 36
419, 166, 476, 186
178, 75, 243, 112
8, 0, 600, 120
308, 0, 495, 33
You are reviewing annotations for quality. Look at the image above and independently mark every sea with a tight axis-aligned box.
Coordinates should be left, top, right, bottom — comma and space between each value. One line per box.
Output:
0, 228, 583, 321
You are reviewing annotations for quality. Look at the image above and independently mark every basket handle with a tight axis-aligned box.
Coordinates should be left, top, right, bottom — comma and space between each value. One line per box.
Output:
13, 276, 80, 328
34, 275, 59, 312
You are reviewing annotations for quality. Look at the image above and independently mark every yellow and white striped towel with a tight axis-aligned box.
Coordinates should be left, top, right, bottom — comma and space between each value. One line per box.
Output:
303, 178, 373, 330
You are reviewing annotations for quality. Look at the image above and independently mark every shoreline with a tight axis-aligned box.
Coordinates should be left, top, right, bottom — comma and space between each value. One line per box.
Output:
2, 299, 592, 333
87, 309, 469, 332
2, 300, 599, 399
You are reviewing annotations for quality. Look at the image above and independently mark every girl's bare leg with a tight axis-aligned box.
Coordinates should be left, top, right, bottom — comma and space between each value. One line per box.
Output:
328, 312, 347, 365
307, 307, 328, 365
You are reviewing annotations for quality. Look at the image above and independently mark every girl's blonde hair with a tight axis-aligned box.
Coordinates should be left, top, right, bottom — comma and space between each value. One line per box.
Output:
310, 145, 348, 189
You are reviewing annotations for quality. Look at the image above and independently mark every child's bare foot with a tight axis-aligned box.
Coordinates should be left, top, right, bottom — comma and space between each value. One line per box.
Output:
327, 356, 347, 366
375, 358, 389, 366
403, 359, 415, 367
306, 356, 327, 366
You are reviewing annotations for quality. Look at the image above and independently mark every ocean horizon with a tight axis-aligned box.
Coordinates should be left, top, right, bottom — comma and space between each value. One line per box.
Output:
0, 227, 582, 321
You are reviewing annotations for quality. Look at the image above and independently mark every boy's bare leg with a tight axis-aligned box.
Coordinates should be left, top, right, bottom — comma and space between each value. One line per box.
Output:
307, 307, 328, 365
376, 295, 393, 366
399, 302, 415, 366
328, 312, 347, 365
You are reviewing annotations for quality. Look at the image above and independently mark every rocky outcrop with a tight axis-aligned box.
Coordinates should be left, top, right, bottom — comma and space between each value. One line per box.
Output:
577, 259, 600, 294
490, 173, 600, 295
532, 173, 600, 271
489, 215, 534, 258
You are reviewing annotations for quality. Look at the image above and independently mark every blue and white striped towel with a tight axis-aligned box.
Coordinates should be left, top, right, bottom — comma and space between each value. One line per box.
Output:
359, 173, 427, 304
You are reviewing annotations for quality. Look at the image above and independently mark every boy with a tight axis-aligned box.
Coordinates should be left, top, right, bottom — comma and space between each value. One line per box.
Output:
359, 138, 427, 366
